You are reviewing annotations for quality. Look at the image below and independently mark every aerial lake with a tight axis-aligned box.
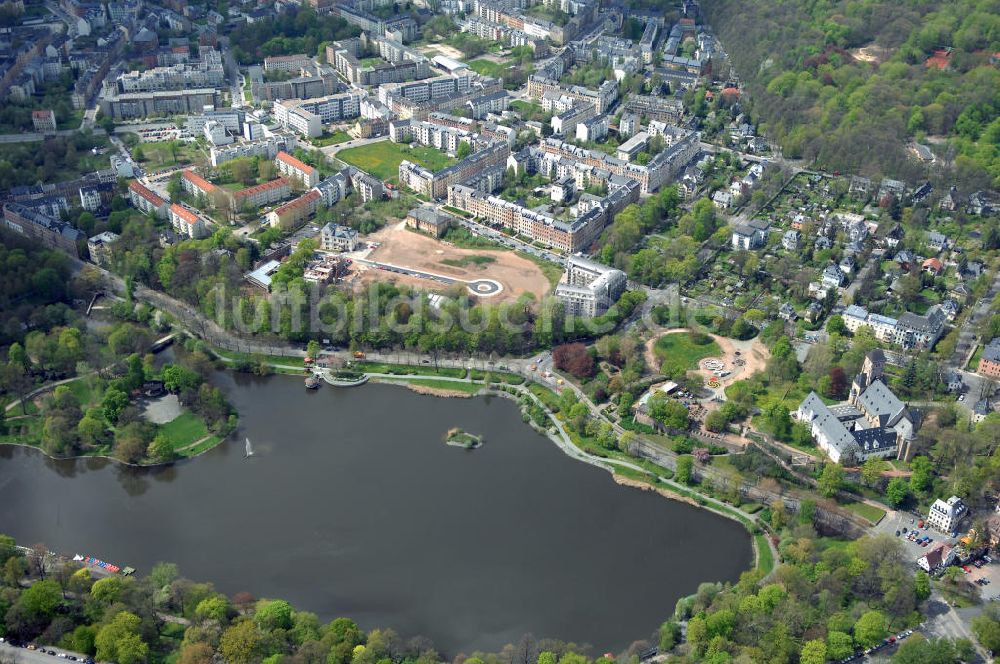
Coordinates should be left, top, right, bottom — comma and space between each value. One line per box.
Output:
0, 372, 752, 653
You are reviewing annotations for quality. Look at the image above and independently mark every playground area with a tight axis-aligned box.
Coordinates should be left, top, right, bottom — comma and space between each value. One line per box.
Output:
645, 329, 769, 397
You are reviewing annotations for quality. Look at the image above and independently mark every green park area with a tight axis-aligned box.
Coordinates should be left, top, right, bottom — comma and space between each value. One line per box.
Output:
130, 139, 206, 172
652, 331, 722, 375
336, 141, 457, 183
468, 59, 507, 77
312, 130, 353, 147
156, 411, 220, 458
0, 134, 112, 188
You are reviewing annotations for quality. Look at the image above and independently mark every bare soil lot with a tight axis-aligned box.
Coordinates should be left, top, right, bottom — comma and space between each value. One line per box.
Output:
354, 222, 551, 302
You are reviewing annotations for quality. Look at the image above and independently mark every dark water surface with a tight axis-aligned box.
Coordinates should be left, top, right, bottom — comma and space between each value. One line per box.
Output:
0, 373, 752, 653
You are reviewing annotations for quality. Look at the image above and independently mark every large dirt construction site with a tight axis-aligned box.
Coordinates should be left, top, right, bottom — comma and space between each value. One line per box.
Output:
354, 221, 552, 303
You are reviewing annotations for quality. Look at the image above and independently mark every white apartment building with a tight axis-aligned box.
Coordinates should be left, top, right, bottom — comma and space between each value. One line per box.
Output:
927, 496, 967, 534
554, 254, 627, 317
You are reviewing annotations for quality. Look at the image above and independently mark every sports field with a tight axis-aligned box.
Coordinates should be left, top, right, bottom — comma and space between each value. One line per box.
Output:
337, 141, 457, 182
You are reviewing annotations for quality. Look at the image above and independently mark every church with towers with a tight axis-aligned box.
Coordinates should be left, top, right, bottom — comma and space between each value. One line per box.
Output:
795, 350, 918, 465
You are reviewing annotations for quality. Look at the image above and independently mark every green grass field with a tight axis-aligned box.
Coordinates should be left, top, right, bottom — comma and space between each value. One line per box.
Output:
755, 534, 775, 574
353, 361, 466, 378
337, 141, 457, 183
133, 140, 205, 172
379, 377, 482, 394
157, 411, 210, 451
843, 501, 886, 524
312, 130, 353, 147
653, 332, 722, 372
468, 59, 506, 77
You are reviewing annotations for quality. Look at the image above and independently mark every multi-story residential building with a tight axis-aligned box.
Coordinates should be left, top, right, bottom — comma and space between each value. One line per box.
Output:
466, 90, 508, 119
275, 151, 319, 187
181, 169, 219, 199
378, 72, 474, 106
841, 304, 945, 350
231, 178, 291, 210
527, 75, 617, 114
128, 180, 169, 218
169, 203, 209, 239
87, 231, 119, 266
576, 115, 608, 143
622, 94, 684, 123
978, 338, 1000, 378
350, 169, 384, 202
895, 307, 946, 350
731, 219, 770, 250
79, 185, 104, 212
320, 223, 358, 252
398, 140, 510, 199
108, 50, 225, 93
2, 202, 85, 257
313, 172, 350, 207
31, 109, 57, 132
267, 189, 320, 229
99, 88, 218, 119
273, 92, 364, 137
405, 205, 453, 237
538, 131, 699, 194
210, 135, 293, 167
927, 496, 967, 534
263, 54, 313, 72
555, 254, 627, 317
251, 65, 341, 102
448, 176, 639, 252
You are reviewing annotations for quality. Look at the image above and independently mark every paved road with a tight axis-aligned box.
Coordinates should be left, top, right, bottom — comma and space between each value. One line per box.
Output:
450, 214, 565, 264
318, 134, 389, 159
0, 128, 107, 143
0, 641, 91, 664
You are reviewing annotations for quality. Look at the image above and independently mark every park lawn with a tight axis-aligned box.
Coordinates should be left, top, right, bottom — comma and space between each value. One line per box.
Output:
312, 130, 352, 147
157, 411, 209, 450
0, 135, 111, 183
337, 141, 457, 183
468, 59, 506, 77
212, 347, 305, 368
380, 377, 482, 394
755, 534, 775, 574
528, 382, 561, 411
62, 377, 100, 409
180, 435, 222, 457
0, 415, 43, 447
843, 501, 886, 524
353, 361, 465, 378
653, 332, 722, 371
134, 140, 205, 171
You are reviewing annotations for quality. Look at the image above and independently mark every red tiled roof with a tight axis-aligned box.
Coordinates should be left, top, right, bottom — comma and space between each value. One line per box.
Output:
233, 177, 289, 200
925, 49, 951, 70
182, 169, 217, 193
273, 190, 320, 215
276, 151, 317, 175
129, 180, 166, 207
923, 257, 943, 271
32, 109, 54, 119
170, 203, 199, 225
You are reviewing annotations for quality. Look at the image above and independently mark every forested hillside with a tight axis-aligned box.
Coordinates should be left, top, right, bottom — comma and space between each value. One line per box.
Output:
702, 0, 1000, 187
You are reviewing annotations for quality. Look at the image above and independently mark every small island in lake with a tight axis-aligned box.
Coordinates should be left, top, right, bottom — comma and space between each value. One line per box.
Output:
445, 427, 483, 449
